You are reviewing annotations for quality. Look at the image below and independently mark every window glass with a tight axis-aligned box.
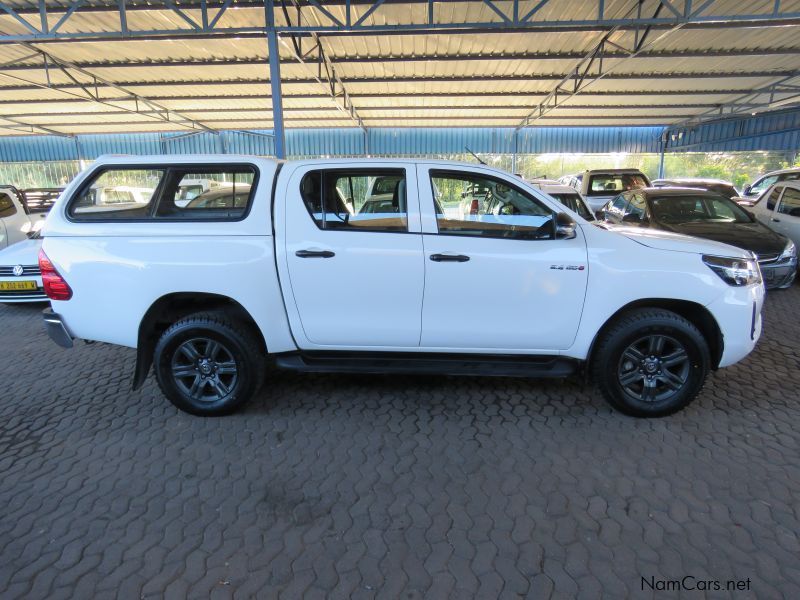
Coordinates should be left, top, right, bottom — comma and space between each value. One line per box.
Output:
550, 193, 593, 220
651, 195, 752, 224
604, 194, 628, 220
750, 175, 778, 196
156, 168, 255, 219
764, 186, 782, 210
70, 169, 163, 219
623, 194, 647, 223
0, 193, 16, 218
431, 172, 554, 240
586, 173, 648, 196
300, 169, 407, 232
777, 187, 800, 217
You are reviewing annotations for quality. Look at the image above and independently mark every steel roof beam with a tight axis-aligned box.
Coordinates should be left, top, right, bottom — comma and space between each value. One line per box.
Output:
0, 0, 798, 42
0, 70, 791, 94
0, 89, 769, 105
0, 44, 219, 133
2, 47, 799, 72
671, 71, 800, 127
517, 0, 721, 128
16, 114, 690, 127
0, 102, 730, 117
279, 0, 365, 129
0, 115, 69, 136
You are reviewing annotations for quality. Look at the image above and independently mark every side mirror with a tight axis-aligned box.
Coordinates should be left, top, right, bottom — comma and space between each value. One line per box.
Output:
743, 184, 752, 195
594, 210, 605, 221
555, 212, 577, 239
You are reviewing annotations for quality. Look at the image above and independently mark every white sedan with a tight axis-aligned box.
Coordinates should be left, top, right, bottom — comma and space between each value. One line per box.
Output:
0, 236, 46, 303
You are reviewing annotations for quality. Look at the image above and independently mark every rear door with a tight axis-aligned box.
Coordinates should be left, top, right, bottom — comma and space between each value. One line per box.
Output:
279, 163, 425, 348
417, 165, 588, 351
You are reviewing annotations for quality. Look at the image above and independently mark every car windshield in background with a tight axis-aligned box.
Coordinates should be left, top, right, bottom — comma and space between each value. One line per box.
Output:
587, 174, 648, 196
550, 193, 593, 220
651, 195, 752, 224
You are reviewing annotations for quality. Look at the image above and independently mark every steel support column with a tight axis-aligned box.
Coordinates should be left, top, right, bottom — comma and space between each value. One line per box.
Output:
266, 1, 286, 159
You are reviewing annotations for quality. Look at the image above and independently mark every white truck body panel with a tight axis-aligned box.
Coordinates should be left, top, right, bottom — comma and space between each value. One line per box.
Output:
42, 154, 762, 369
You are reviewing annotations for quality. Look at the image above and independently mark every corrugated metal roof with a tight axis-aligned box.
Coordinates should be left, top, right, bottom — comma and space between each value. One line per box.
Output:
0, 1, 798, 136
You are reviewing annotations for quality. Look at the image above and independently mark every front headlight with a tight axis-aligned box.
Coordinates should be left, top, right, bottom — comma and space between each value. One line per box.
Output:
703, 255, 762, 286
779, 239, 797, 261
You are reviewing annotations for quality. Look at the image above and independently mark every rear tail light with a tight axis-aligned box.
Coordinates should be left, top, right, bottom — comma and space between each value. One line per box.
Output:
38, 249, 73, 301
469, 198, 479, 215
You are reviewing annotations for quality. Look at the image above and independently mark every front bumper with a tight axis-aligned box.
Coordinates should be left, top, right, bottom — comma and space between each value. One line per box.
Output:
760, 258, 797, 290
43, 308, 74, 348
708, 283, 765, 368
0, 276, 46, 303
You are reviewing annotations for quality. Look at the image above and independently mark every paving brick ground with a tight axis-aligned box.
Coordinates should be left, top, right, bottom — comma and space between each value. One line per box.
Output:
1, 286, 799, 599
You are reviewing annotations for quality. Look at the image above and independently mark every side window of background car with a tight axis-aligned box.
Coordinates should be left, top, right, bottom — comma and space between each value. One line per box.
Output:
765, 186, 783, 211
430, 171, 554, 240
0, 193, 17, 219
751, 175, 778, 196
300, 169, 408, 232
777, 187, 800, 217
623, 194, 647, 224
605, 194, 628, 222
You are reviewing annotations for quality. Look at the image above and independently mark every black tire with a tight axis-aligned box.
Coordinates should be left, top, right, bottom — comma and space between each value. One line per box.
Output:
591, 308, 710, 418
153, 311, 266, 416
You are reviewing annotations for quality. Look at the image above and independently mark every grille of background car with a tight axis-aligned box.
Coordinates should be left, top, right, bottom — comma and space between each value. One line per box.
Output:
0, 265, 41, 276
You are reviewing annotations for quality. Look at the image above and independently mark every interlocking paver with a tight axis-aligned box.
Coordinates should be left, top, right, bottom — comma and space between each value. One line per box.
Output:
1, 284, 800, 598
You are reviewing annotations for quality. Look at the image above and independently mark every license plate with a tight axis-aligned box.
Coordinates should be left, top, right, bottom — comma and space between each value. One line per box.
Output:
0, 280, 37, 291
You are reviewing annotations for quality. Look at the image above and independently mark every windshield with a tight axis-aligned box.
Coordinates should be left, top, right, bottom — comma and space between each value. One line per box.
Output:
550, 193, 593, 220
587, 174, 648, 196
650, 194, 752, 224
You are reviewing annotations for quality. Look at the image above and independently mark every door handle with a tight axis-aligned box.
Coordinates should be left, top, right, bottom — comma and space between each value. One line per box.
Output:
429, 253, 470, 262
295, 249, 335, 258
772, 218, 781, 223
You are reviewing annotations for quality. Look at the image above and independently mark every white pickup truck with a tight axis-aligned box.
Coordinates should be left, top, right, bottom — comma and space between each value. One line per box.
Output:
41, 155, 764, 418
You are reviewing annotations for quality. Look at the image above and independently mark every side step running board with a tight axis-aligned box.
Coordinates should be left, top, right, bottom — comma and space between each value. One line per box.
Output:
274, 351, 578, 378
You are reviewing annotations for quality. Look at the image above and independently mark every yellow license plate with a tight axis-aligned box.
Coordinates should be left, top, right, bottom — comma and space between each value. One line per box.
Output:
0, 280, 37, 291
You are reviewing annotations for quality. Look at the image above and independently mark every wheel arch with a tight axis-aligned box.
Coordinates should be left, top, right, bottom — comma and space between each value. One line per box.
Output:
585, 298, 724, 378
133, 292, 267, 390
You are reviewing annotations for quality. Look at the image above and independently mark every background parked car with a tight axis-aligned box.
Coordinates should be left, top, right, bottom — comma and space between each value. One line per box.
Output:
597, 187, 797, 289
750, 181, 800, 255
0, 232, 45, 303
740, 167, 800, 201
652, 178, 740, 199
0, 185, 56, 249
527, 179, 594, 221
567, 169, 651, 212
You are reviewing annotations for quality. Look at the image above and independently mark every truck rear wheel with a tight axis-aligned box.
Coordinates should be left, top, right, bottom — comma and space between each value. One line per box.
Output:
153, 311, 266, 416
592, 308, 710, 418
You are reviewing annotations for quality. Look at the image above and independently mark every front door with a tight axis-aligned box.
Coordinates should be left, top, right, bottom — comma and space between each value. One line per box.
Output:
772, 185, 800, 247
280, 164, 425, 348
417, 166, 589, 352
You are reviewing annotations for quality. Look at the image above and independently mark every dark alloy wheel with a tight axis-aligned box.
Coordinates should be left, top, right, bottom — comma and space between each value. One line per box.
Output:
154, 311, 266, 416
592, 308, 710, 418
617, 334, 690, 404
171, 337, 240, 404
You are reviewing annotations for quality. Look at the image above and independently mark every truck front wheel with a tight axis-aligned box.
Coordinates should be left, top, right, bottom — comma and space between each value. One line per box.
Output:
153, 312, 266, 416
592, 308, 711, 418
